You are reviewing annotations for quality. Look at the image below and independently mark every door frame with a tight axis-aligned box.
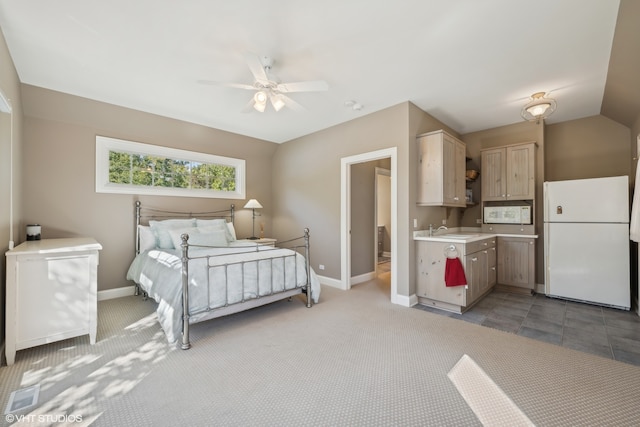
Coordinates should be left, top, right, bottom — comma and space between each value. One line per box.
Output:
341, 147, 398, 302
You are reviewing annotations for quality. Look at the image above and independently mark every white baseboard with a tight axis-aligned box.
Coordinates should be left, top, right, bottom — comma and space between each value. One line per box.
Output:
394, 293, 417, 307
351, 271, 376, 286
316, 274, 343, 289
98, 285, 136, 301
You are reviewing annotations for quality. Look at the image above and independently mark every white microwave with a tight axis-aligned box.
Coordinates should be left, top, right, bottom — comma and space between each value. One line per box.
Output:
484, 205, 532, 224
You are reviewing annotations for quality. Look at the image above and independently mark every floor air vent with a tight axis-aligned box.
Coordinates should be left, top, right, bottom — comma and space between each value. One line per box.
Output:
4, 384, 40, 413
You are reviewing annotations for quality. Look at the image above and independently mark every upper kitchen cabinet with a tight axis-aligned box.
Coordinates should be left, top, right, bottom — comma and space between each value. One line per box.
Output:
417, 130, 466, 208
481, 142, 536, 201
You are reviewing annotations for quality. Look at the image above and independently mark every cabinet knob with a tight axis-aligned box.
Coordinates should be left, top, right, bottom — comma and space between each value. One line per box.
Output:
454, 197, 459, 201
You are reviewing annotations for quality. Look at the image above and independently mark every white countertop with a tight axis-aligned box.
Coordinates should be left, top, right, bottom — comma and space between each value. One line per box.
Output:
413, 229, 538, 243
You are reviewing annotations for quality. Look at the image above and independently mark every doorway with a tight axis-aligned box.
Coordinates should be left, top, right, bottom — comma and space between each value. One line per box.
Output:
375, 167, 391, 274
341, 147, 398, 303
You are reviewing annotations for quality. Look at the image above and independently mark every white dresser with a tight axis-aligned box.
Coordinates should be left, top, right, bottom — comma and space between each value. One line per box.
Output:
5, 238, 102, 365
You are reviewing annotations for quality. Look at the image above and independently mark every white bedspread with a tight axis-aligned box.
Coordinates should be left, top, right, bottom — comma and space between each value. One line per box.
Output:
126, 241, 321, 344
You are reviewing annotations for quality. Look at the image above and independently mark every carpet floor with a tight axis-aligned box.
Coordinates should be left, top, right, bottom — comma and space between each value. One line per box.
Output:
2, 273, 640, 426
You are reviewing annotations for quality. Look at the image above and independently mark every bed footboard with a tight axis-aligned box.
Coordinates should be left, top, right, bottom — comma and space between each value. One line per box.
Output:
180, 229, 313, 350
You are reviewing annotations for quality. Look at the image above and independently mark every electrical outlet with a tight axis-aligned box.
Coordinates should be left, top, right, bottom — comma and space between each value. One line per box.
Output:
442, 219, 447, 225
413, 218, 418, 228
319, 264, 325, 270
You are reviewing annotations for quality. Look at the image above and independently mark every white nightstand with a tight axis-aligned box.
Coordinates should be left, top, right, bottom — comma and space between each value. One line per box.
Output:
5, 237, 102, 365
255, 238, 277, 247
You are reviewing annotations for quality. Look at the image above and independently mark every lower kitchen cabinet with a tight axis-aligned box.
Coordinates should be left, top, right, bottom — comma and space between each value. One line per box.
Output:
468, 241, 496, 301
497, 236, 535, 291
416, 237, 496, 313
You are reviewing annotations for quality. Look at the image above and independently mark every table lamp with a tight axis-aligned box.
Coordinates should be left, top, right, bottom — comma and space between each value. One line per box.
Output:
244, 199, 263, 239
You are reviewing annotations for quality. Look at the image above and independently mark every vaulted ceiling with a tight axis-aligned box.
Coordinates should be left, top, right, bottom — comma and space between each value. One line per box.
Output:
0, 1, 637, 143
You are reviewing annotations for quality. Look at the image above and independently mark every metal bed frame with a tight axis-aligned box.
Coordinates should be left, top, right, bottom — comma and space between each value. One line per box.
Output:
134, 201, 313, 349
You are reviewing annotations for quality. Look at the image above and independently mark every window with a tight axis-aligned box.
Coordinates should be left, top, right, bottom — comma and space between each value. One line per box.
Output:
96, 136, 245, 199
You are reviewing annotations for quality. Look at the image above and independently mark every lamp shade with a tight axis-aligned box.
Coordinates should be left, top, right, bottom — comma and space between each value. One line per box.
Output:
244, 199, 263, 209
521, 92, 556, 123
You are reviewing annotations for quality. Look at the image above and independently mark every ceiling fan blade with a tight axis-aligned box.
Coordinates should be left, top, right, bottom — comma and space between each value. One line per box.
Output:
277, 80, 328, 93
280, 94, 306, 112
241, 98, 256, 113
198, 80, 256, 90
244, 52, 270, 84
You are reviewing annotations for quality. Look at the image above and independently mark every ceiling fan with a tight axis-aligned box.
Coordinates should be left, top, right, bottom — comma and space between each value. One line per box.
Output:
199, 52, 329, 113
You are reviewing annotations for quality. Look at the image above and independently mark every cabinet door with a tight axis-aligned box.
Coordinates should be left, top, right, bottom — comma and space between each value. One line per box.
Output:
487, 246, 497, 288
16, 254, 93, 343
417, 131, 466, 207
497, 237, 535, 289
481, 148, 506, 201
506, 143, 535, 200
442, 136, 457, 205
416, 241, 466, 306
416, 135, 444, 205
464, 252, 481, 304
452, 138, 467, 207
478, 249, 490, 295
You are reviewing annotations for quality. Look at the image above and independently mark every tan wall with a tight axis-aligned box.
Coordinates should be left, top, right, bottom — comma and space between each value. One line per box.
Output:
271, 104, 409, 290
20, 85, 277, 292
272, 102, 457, 298
545, 115, 631, 181
0, 28, 23, 349
10, 82, 637, 322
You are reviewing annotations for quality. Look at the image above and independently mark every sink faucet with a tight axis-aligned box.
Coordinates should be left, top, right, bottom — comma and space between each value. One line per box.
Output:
428, 224, 448, 236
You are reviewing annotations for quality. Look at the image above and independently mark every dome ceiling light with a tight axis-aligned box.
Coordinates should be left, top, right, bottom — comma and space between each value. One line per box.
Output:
521, 92, 557, 124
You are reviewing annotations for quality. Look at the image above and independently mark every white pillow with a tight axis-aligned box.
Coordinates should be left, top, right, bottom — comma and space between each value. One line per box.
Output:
196, 218, 234, 242
149, 219, 196, 249
168, 227, 198, 250
138, 225, 156, 252
226, 222, 237, 241
190, 230, 229, 247
169, 227, 228, 249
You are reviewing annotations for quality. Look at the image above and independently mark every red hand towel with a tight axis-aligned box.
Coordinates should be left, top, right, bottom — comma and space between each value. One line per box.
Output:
445, 257, 467, 287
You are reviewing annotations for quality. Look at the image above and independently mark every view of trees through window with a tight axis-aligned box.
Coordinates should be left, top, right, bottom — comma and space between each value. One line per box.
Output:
108, 151, 236, 191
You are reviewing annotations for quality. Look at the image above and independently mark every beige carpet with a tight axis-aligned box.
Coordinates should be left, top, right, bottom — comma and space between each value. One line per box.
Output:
2, 273, 640, 426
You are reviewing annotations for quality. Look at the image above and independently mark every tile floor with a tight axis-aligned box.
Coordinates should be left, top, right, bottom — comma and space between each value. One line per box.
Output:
415, 290, 640, 367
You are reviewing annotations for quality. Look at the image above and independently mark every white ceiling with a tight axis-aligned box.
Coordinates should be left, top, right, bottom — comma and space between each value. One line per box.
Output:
0, 0, 621, 143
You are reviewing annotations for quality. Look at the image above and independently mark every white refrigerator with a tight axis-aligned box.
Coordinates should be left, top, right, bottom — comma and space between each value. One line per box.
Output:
544, 175, 630, 310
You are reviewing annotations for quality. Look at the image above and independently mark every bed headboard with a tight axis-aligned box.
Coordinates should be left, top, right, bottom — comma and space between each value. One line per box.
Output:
134, 201, 235, 254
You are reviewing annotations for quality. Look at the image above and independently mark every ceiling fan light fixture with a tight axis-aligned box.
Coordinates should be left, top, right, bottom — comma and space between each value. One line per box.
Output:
253, 90, 268, 112
521, 92, 556, 123
270, 94, 285, 112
